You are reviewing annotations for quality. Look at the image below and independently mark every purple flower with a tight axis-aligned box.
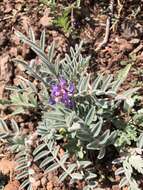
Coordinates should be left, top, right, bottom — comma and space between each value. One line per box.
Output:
51, 84, 61, 96
69, 83, 75, 95
59, 78, 67, 87
49, 77, 75, 108
49, 97, 56, 105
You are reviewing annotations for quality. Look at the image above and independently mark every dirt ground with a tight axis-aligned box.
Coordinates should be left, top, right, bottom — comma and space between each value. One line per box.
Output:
0, 0, 143, 189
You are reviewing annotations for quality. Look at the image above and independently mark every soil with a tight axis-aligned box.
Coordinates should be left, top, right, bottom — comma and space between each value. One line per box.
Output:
0, 0, 143, 189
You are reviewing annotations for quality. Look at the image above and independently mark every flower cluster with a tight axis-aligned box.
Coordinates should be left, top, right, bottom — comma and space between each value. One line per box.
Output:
49, 78, 75, 108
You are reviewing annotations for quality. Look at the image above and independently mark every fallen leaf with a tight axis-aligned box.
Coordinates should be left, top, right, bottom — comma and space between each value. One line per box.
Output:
4, 180, 20, 190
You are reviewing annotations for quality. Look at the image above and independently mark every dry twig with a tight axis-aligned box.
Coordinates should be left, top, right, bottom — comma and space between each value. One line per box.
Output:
95, 0, 114, 52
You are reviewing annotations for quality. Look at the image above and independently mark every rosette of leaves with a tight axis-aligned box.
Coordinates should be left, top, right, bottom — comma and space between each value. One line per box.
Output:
7, 29, 140, 189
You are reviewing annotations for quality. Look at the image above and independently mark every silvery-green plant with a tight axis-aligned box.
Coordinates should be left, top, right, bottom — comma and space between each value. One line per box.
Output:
114, 134, 143, 190
1, 28, 140, 190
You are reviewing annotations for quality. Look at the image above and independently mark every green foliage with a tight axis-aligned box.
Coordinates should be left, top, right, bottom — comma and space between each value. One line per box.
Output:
116, 123, 138, 147
115, 153, 143, 190
114, 135, 143, 190
133, 109, 143, 128
33, 140, 96, 183
0, 119, 27, 154
54, 8, 71, 34
16, 149, 33, 190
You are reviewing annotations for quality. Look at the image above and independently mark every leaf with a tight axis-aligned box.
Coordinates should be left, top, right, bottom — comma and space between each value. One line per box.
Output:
13, 59, 47, 86
78, 75, 90, 94
86, 172, 97, 180
121, 87, 140, 98
129, 178, 140, 190
17, 171, 29, 180
129, 155, 143, 174
85, 107, 95, 125
11, 119, 19, 132
86, 140, 100, 150
123, 97, 134, 112
117, 64, 131, 81
48, 42, 56, 64
59, 172, 68, 182
119, 176, 128, 188
112, 64, 131, 92
90, 118, 103, 137
40, 156, 54, 168
15, 31, 57, 77
28, 27, 35, 43
115, 167, 124, 175
106, 131, 117, 145
45, 162, 60, 173
71, 173, 83, 180
123, 159, 132, 178
19, 179, 30, 189
78, 161, 92, 168
33, 143, 47, 155
16, 163, 28, 171
92, 74, 103, 92
137, 133, 143, 149
66, 164, 76, 174
53, 146, 60, 157
60, 153, 69, 165
11, 107, 25, 115
98, 129, 110, 145
34, 150, 50, 161
97, 147, 106, 159
101, 75, 113, 92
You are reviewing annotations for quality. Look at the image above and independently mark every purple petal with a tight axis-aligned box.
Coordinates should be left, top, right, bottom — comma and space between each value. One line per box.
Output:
66, 99, 75, 108
59, 78, 67, 87
68, 83, 75, 94
61, 93, 69, 103
49, 97, 56, 105
51, 84, 61, 96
